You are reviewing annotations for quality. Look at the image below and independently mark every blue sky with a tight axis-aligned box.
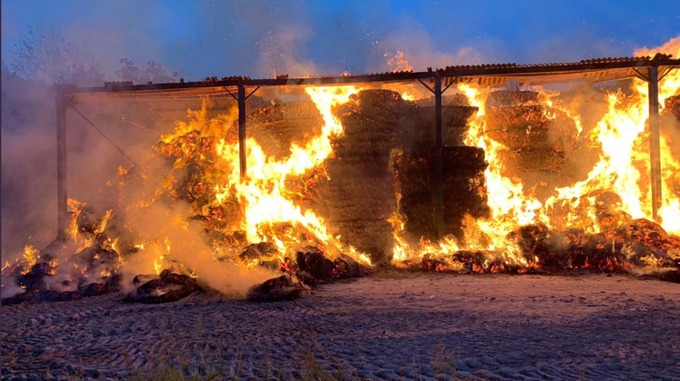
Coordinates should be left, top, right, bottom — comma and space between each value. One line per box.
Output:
2, 0, 679, 81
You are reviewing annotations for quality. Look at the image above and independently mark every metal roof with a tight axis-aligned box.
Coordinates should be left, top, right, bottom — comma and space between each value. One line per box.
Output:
63, 54, 680, 96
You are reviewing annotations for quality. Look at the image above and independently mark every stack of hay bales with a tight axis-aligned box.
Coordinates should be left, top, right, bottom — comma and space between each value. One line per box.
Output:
231, 90, 492, 261
393, 95, 488, 243
393, 145, 489, 243
662, 95, 680, 195
242, 100, 323, 158
484, 90, 587, 200
316, 89, 416, 262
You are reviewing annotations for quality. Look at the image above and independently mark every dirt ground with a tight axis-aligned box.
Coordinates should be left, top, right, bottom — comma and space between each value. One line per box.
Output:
2, 273, 679, 380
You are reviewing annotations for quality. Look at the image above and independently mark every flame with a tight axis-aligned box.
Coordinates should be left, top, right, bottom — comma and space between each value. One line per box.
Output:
385, 50, 413, 72
455, 84, 538, 265
211, 86, 371, 265
16, 38, 679, 286
21, 245, 40, 275
389, 37, 680, 269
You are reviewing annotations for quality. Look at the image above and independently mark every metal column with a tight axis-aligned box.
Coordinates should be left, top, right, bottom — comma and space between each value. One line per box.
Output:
56, 93, 68, 241
237, 84, 247, 180
648, 66, 662, 220
434, 76, 444, 239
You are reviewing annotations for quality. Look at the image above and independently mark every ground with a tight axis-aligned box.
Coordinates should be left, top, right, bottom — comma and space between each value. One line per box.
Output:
2, 273, 679, 380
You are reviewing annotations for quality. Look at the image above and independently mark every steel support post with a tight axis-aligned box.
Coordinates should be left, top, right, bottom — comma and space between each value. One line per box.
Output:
434, 76, 444, 239
238, 84, 247, 180
56, 93, 68, 241
648, 66, 662, 220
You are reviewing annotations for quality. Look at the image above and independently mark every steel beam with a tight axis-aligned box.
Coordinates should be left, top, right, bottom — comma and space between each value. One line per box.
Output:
434, 75, 444, 239
56, 93, 68, 241
648, 66, 662, 220
237, 84, 247, 180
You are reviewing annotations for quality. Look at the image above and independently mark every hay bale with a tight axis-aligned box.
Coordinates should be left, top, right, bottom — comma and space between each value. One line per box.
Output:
486, 91, 543, 108
665, 95, 680, 121
393, 147, 489, 241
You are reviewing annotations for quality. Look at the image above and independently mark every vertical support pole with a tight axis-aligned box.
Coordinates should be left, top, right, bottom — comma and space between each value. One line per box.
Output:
56, 92, 68, 241
648, 66, 662, 220
434, 75, 445, 239
238, 84, 247, 180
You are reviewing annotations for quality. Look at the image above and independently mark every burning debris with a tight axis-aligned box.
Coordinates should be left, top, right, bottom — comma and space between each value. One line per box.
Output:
124, 269, 202, 304
246, 275, 303, 302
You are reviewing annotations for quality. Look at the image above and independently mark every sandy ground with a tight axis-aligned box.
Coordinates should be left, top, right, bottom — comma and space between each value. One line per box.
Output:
2, 273, 680, 380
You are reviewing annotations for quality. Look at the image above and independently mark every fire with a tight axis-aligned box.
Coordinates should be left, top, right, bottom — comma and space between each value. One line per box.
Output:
21, 245, 39, 275
9, 38, 680, 300
546, 91, 649, 228
385, 50, 413, 72
389, 39, 680, 271
212, 86, 371, 264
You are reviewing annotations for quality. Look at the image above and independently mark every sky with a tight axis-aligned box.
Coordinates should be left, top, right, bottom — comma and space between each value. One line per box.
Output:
2, 0, 679, 82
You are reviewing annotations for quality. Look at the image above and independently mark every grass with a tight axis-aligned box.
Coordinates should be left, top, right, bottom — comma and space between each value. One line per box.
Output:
131, 341, 474, 381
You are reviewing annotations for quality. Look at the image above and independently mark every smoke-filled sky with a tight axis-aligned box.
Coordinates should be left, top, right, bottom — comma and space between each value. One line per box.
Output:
2, 0, 679, 81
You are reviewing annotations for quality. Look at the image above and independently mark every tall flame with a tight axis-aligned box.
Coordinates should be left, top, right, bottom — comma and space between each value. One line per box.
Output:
213, 86, 370, 263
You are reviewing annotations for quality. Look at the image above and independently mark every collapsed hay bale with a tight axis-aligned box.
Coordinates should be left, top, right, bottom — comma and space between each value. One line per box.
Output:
296, 246, 367, 285
246, 275, 304, 302
124, 269, 202, 304
1, 261, 121, 305
510, 218, 680, 274
239, 242, 280, 268
247, 246, 367, 303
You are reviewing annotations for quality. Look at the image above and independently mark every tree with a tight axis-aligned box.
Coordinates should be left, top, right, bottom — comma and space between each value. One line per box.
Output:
9, 26, 104, 86
117, 58, 179, 84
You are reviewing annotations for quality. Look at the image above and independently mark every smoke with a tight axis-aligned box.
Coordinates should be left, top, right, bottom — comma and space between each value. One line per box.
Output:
118, 201, 277, 296
257, 25, 322, 77
1, 74, 58, 261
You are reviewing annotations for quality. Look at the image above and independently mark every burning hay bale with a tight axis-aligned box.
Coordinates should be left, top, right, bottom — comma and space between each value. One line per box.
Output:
124, 269, 202, 304
315, 89, 415, 261
295, 246, 367, 284
662, 95, 680, 172
485, 90, 595, 199
511, 218, 680, 275
246, 275, 304, 302
393, 146, 489, 242
665, 95, 680, 121
411, 104, 478, 148
239, 100, 324, 158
